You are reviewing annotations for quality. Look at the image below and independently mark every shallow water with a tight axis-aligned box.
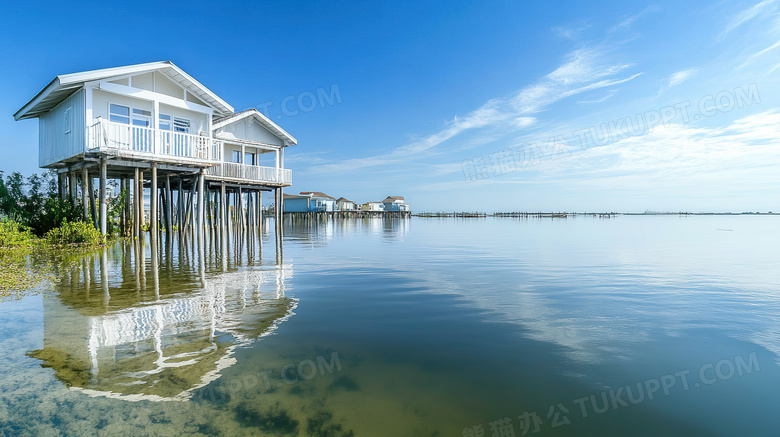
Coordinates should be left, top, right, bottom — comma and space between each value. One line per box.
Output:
1, 216, 779, 436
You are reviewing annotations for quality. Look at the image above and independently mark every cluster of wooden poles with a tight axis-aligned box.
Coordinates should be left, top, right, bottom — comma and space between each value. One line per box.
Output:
59, 158, 284, 240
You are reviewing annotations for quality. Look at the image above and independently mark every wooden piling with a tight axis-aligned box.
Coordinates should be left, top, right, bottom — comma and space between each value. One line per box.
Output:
81, 168, 89, 222
150, 163, 158, 236
99, 158, 107, 236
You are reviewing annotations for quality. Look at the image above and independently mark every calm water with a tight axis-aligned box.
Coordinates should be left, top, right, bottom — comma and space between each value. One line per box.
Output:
1, 216, 779, 436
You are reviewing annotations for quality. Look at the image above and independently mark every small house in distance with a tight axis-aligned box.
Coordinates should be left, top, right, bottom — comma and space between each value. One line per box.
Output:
362, 201, 384, 212
336, 197, 357, 211
382, 196, 410, 212
283, 192, 336, 212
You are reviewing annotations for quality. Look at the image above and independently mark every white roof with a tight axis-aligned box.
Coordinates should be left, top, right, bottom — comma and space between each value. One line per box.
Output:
14, 61, 234, 120
213, 109, 297, 146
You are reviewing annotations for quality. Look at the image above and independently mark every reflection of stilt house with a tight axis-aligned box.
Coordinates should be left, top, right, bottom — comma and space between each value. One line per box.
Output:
14, 61, 295, 236
29, 243, 295, 401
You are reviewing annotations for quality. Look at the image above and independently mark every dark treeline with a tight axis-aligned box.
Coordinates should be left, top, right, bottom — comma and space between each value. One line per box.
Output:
0, 170, 79, 236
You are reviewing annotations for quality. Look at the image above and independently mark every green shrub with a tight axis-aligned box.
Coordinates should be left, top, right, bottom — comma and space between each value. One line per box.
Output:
0, 219, 39, 248
45, 220, 102, 246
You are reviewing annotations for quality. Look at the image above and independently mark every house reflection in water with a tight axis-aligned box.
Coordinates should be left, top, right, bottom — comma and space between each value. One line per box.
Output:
28, 234, 293, 402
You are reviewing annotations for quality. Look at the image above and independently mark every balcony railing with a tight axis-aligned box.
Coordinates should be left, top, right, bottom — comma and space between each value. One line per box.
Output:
204, 162, 292, 185
88, 119, 222, 163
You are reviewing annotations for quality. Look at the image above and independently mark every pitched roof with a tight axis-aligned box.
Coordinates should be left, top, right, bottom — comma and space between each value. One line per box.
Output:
299, 192, 335, 200
15, 61, 233, 121
382, 196, 405, 203
336, 197, 354, 203
213, 109, 297, 146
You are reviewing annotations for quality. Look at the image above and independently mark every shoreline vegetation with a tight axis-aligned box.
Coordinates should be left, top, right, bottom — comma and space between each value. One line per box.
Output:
0, 170, 111, 300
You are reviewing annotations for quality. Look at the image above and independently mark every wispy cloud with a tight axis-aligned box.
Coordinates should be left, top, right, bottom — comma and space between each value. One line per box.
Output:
739, 39, 780, 68
311, 47, 642, 173
719, 0, 780, 39
577, 89, 618, 104
552, 22, 591, 40
536, 110, 780, 190
668, 69, 697, 87
608, 6, 660, 33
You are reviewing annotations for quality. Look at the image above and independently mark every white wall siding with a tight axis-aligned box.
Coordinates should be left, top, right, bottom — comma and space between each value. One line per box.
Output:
39, 89, 85, 167
218, 117, 282, 146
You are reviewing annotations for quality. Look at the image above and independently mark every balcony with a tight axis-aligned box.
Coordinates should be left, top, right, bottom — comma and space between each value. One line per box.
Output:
204, 162, 292, 185
88, 119, 223, 164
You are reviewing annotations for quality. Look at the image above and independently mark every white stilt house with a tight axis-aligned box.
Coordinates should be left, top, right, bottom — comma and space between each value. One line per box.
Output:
14, 61, 295, 235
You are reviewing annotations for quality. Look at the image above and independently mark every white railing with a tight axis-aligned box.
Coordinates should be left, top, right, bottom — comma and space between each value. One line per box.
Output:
88, 119, 222, 162
204, 162, 292, 185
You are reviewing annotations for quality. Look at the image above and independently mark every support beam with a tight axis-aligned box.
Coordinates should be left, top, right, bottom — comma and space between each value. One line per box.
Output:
119, 177, 125, 236
134, 167, 140, 238
151, 163, 158, 236
220, 182, 226, 242
139, 170, 145, 234
198, 169, 205, 233
165, 174, 172, 234
89, 176, 97, 229
81, 168, 89, 222
177, 178, 183, 229
58, 173, 66, 200
258, 191, 263, 232
99, 158, 107, 236
124, 178, 131, 237
69, 171, 77, 208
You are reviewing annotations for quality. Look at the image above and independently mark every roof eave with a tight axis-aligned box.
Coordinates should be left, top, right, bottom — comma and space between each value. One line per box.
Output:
14, 76, 61, 121
15, 61, 234, 120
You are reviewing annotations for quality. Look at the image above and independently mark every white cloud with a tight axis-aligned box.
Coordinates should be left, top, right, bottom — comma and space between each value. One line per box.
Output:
668, 69, 697, 87
552, 22, 591, 40
312, 46, 642, 173
577, 89, 617, 104
608, 5, 660, 33
739, 39, 780, 68
719, 0, 780, 39
539, 110, 780, 191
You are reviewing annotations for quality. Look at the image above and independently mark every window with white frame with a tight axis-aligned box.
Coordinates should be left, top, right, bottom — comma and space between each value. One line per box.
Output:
173, 117, 190, 133
109, 104, 130, 124
109, 103, 152, 127
159, 113, 172, 130
232, 150, 241, 163
132, 108, 152, 127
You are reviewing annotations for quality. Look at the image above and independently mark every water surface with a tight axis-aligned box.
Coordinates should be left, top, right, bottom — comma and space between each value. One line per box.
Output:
1, 216, 778, 436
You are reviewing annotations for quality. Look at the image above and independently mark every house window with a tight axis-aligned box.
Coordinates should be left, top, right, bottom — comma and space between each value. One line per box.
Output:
245, 152, 256, 165
232, 150, 242, 163
109, 103, 130, 124
159, 114, 172, 130
173, 117, 190, 133
132, 108, 151, 127
109, 103, 151, 127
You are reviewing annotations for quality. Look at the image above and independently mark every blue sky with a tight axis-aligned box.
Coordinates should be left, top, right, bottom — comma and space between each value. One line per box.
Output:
1, 0, 779, 212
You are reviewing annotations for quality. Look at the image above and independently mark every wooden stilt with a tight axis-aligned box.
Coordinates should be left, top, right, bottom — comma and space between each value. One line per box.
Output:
138, 170, 145, 235
81, 168, 89, 222
58, 172, 66, 200
151, 163, 158, 236
119, 177, 125, 236
69, 170, 77, 208
177, 177, 183, 229
89, 176, 97, 229
124, 178, 131, 237
99, 158, 107, 236
165, 174, 172, 235
134, 168, 140, 238
197, 170, 205, 234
